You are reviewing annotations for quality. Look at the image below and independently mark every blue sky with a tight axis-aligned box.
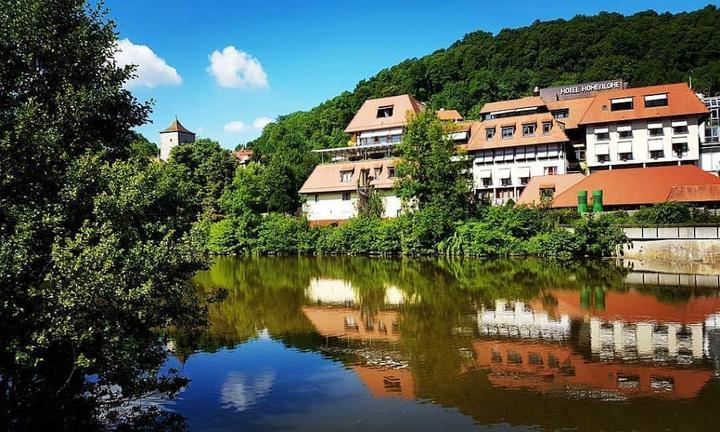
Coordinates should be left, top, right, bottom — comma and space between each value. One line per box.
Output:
107, 0, 714, 149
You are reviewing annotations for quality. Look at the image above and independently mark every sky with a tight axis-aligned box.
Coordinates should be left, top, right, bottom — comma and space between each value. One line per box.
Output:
107, 0, 715, 149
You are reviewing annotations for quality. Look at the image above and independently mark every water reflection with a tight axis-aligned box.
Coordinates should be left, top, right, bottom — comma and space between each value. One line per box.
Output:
169, 257, 720, 431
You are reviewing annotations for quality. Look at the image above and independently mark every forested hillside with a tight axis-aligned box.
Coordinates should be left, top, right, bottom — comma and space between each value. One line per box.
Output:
246, 5, 720, 213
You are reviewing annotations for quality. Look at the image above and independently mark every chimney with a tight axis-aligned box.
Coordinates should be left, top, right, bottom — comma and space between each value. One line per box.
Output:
533, 86, 540, 96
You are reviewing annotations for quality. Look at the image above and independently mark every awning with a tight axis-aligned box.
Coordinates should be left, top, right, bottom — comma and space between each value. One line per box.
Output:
478, 169, 492, 178
594, 127, 609, 134
450, 131, 468, 141
617, 125, 632, 132
483, 152, 493, 162
525, 147, 536, 158
671, 137, 688, 144
618, 141, 632, 153
648, 140, 664, 151
503, 149, 514, 160
539, 183, 555, 189
647, 122, 663, 129
517, 167, 530, 177
595, 143, 609, 155
645, 94, 667, 101
499, 169, 511, 179
611, 97, 633, 104
672, 120, 688, 127
359, 128, 403, 138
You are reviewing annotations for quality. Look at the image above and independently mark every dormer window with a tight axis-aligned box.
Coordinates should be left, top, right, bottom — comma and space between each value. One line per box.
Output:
340, 170, 353, 182
387, 166, 396, 178
522, 123, 536, 137
552, 109, 569, 119
377, 105, 394, 118
644, 93, 668, 108
501, 126, 515, 139
486, 127, 495, 140
611, 97, 633, 111
542, 121, 552, 134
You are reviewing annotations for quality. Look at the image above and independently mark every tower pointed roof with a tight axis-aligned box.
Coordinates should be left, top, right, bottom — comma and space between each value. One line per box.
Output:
160, 118, 195, 135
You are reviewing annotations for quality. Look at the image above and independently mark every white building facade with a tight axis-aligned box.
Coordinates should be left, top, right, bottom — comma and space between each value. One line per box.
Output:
159, 118, 195, 161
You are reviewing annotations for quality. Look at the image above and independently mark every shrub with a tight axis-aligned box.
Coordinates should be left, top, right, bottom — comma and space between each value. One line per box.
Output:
573, 215, 627, 257
440, 221, 520, 257
632, 202, 692, 224
255, 213, 313, 255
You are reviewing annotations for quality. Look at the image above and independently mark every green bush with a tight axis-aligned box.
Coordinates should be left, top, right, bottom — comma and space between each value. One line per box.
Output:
632, 202, 692, 224
255, 213, 314, 255
573, 215, 628, 257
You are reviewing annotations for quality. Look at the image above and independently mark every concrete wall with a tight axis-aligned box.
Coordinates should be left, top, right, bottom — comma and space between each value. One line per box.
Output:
622, 225, 720, 264
585, 116, 702, 171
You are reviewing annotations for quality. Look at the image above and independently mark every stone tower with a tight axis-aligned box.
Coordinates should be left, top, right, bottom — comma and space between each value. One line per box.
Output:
159, 118, 195, 161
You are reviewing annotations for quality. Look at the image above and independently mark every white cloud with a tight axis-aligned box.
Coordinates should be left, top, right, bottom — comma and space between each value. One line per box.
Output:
208, 46, 268, 89
253, 116, 273, 130
115, 39, 182, 89
223, 121, 247, 132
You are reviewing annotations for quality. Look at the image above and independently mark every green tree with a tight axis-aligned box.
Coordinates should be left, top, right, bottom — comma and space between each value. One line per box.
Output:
169, 138, 236, 216
0, 1, 205, 428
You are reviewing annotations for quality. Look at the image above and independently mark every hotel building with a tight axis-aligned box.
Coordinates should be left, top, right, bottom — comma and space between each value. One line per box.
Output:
300, 94, 469, 224
700, 94, 720, 172
580, 83, 709, 172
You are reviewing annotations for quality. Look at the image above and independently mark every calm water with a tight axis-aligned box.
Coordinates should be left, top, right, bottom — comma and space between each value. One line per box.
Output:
162, 257, 720, 431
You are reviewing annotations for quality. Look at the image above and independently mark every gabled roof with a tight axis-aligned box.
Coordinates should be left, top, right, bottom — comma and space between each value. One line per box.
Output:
578, 83, 709, 125
160, 118, 195, 134
344, 95, 424, 133
479, 96, 545, 115
545, 97, 594, 130
299, 159, 397, 194
551, 165, 720, 208
436, 109, 463, 121
464, 113, 569, 152
517, 173, 586, 205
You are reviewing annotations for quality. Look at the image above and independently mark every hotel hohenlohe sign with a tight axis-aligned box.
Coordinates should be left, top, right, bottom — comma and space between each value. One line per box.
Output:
540, 79, 627, 102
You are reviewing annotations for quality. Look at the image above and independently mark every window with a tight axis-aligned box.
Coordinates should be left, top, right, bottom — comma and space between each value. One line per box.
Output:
650, 150, 664, 159
377, 105, 394, 118
618, 126, 633, 139
520, 177, 530, 185
390, 134, 402, 143
501, 178, 511, 186
618, 152, 633, 161
553, 109, 568, 119
540, 187, 555, 201
648, 124, 664, 137
672, 121, 689, 135
542, 122, 552, 134
481, 177, 492, 187
611, 97, 633, 111
314, 194, 319, 203
485, 127, 495, 140
597, 154, 610, 162
340, 170, 352, 182
501, 126, 515, 139
672, 142, 688, 156
522, 123, 536, 137
644, 93, 668, 108
544, 166, 558, 176
374, 167, 382, 178
595, 130, 610, 141
387, 166, 396, 178
341, 192, 351, 201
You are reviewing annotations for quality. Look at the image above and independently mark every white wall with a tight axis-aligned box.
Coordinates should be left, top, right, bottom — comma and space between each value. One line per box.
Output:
302, 189, 401, 221
701, 146, 720, 172
471, 144, 569, 204
585, 117, 702, 170
159, 131, 195, 161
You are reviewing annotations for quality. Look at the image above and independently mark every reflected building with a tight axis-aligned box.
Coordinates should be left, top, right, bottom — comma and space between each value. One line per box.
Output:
477, 299, 571, 342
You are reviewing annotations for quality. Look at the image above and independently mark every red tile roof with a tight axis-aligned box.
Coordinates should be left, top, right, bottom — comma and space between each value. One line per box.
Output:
436, 109, 463, 121
551, 165, 720, 208
344, 95, 424, 133
480, 96, 545, 115
464, 113, 569, 152
578, 83, 708, 126
517, 173, 586, 205
299, 159, 397, 194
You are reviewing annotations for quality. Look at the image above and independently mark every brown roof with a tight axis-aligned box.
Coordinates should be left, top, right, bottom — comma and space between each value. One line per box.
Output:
344, 95, 424, 133
232, 149, 253, 160
299, 159, 397, 194
551, 165, 720, 208
464, 113, 569, 152
517, 173, 586, 205
160, 118, 195, 134
479, 96, 545, 115
436, 109, 463, 121
578, 83, 708, 126
545, 97, 594, 130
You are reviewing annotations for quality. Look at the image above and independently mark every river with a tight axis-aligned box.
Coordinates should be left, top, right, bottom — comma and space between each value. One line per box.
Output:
160, 256, 720, 431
